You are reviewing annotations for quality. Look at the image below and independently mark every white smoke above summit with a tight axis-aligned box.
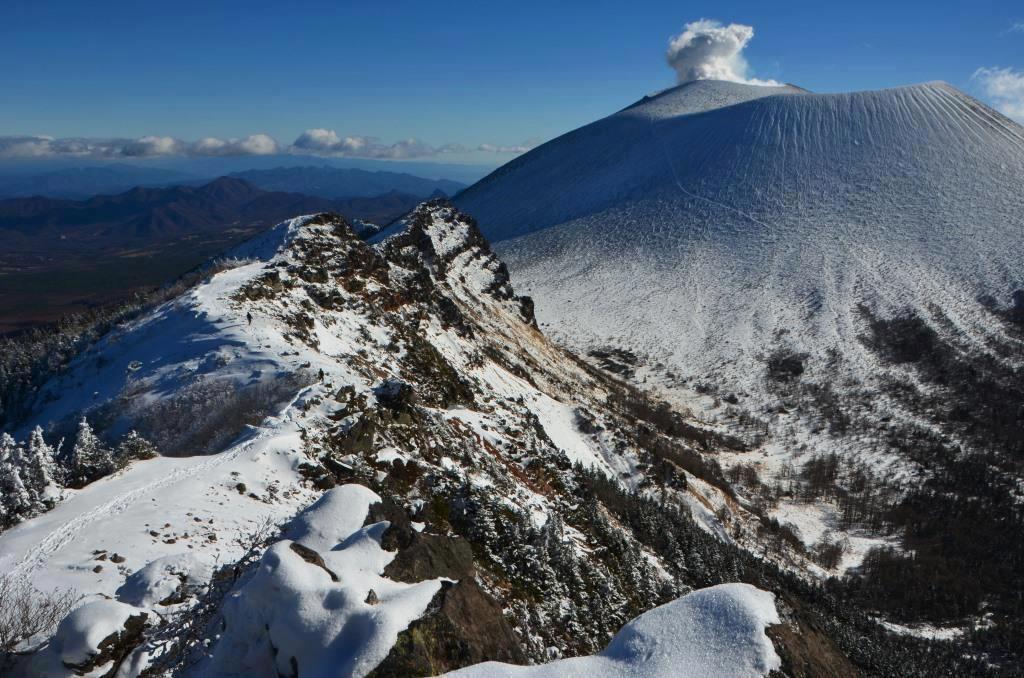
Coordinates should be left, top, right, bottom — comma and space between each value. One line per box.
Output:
666, 19, 780, 86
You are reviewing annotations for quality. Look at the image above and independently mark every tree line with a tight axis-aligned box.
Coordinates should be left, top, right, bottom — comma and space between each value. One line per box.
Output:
0, 419, 155, 530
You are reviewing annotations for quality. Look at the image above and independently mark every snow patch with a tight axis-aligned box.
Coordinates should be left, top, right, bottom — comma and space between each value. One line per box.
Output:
115, 553, 213, 608
282, 484, 381, 553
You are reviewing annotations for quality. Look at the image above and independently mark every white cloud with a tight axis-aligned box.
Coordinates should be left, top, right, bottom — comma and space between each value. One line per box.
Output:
289, 129, 464, 159
1010, 22, 1024, 33
666, 19, 779, 86
0, 136, 59, 158
235, 133, 279, 155
191, 134, 280, 156
0, 133, 281, 159
292, 128, 344, 152
191, 137, 231, 154
121, 136, 184, 157
973, 67, 1024, 121
0, 136, 142, 158
0, 130, 520, 160
477, 139, 540, 154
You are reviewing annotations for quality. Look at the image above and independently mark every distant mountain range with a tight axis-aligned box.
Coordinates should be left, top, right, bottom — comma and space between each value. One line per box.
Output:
132, 153, 492, 185
230, 165, 465, 199
0, 162, 471, 200
0, 176, 429, 257
1, 177, 333, 252
0, 177, 424, 332
0, 164, 199, 199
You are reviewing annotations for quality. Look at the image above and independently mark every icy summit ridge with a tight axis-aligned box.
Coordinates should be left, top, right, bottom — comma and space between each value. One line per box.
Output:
242, 201, 534, 322
622, 78, 994, 116
377, 199, 538, 326
618, 78, 802, 118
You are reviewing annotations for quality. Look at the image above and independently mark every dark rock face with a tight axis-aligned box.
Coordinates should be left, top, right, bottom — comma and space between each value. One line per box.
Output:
333, 415, 378, 455
766, 594, 859, 678
368, 579, 526, 676
766, 350, 806, 381
367, 498, 475, 583
364, 497, 524, 675
518, 295, 538, 328
366, 498, 415, 547
384, 531, 475, 584
382, 198, 534, 312
373, 379, 418, 426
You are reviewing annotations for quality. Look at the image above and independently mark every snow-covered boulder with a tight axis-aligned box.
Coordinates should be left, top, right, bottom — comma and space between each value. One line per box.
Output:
115, 553, 213, 608
282, 483, 381, 552
29, 599, 147, 675
448, 583, 781, 678
203, 485, 444, 678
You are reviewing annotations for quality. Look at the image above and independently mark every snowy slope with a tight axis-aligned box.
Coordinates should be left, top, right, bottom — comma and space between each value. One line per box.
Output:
2, 204, 801, 676
452, 79, 1024, 471
455, 79, 1024, 371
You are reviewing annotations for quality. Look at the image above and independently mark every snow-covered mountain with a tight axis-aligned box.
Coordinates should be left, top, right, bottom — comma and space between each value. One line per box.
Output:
0, 204, 829, 677
451, 78, 1024, 508
455, 79, 1024, 401
450, 79, 1024, 667
0, 200, 1011, 675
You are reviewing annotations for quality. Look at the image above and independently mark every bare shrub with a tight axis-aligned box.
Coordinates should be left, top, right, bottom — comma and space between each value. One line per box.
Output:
142, 516, 278, 673
0, 576, 80, 658
126, 371, 316, 455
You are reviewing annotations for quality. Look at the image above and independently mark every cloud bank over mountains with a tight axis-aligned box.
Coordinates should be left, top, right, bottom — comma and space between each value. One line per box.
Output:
290, 129, 461, 159
0, 130, 538, 161
0, 134, 281, 160
666, 19, 780, 86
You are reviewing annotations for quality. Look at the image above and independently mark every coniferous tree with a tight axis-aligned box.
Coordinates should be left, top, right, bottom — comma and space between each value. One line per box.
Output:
0, 435, 39, 526
24, 426, 60, 496
0, 433, 18, 461
69, 417, 113, 487
114, 430, 157, 468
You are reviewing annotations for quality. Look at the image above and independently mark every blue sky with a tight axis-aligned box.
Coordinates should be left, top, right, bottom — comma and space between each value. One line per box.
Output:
1, 0, 1022, 166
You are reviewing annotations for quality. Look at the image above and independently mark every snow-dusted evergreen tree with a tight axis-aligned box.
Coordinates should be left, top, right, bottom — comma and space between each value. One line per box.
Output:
114, 430, 157, 468
23, 426, 60, 495
0, 463, 34, 526
69, 417, 113, 487
0, 434, 40, 527
0, 432, 17, 463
